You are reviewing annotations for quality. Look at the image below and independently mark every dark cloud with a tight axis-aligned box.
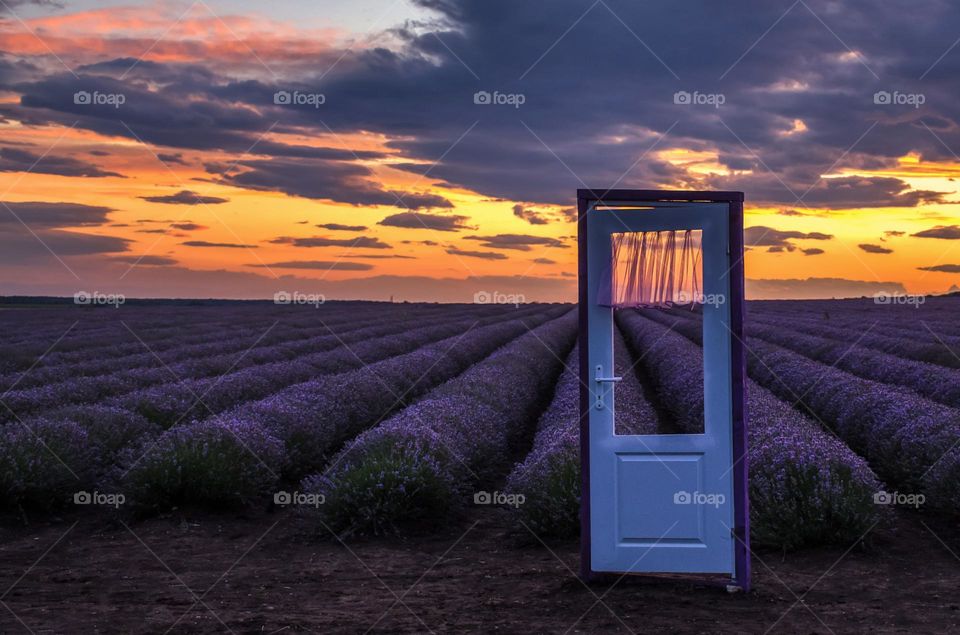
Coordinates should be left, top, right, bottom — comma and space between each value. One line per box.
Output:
344, 254, 417, 260
247, 260, 374, 271
110, 255, 177, 266
269, 236, 391, 249
379, 212, 473, 232
512, 204, 549, 225
802, 248, 825, 256
169, 222, 207, 231
884, 230, 906, 237
317, 223, 368, 232
0, 147, 123, 178
182, 240, 256, 248
157, 153, 187, 165
140, 190, 228, 205
463, 234, 567, 251
858, 243, 893, 254
912, 225, 960, 239
0, 201, 113, 227
744, 226, 833, 251
9, 1, 960, 213
208, 158, 446, 207
0, 201, 129, 264
532, 257, 557, 264
445, 248, 508, 260
918, 264, 960, 273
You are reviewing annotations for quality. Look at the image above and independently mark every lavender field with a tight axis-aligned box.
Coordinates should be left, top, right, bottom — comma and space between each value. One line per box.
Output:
0, 296, 958, 552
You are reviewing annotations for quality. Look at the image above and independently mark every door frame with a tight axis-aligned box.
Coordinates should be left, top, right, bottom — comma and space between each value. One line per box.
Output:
577, 189, 749, 590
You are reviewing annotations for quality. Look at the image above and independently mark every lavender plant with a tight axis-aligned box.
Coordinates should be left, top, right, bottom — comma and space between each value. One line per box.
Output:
311, 310, 578, 535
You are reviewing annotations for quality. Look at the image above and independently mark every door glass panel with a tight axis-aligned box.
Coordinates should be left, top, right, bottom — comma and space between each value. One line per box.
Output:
610, 229, 706, 435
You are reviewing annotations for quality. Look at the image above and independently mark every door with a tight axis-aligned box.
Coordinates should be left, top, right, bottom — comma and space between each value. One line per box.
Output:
583, 200, 735, 575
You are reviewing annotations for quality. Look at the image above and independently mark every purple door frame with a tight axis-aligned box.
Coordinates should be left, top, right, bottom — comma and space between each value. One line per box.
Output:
577, 188, 750, 591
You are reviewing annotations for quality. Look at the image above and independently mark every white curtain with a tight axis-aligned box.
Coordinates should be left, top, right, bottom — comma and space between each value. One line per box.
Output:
602, 230, 703, 307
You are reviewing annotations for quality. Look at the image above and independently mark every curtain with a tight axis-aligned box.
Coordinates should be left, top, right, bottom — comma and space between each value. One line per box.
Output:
601, 230, 703, 307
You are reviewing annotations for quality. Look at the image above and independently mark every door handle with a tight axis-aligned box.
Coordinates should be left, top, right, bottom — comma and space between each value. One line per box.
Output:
595, 365, 622, 409
595, 365, 622, 383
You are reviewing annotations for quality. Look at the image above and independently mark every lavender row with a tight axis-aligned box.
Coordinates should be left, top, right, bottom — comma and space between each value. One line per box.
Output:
304, 310, 577, 534
618, 310, 886, 549
745, 320, 960, 409
0, 305, 515, 422
1, 308, 565, 511
110, 305, 552, 428
17, 302, 425, 373
0, 308, 385, 392
751, 312, 960, 364
643, 309, 960, 515
505, 329, 658, 537
1, 305, 479, 406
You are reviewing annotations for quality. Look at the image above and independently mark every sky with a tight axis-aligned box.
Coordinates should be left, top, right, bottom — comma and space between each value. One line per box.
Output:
2, 0, 960, 302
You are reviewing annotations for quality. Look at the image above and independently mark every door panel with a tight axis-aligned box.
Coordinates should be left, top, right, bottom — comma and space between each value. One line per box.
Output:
586, 202, 734, 575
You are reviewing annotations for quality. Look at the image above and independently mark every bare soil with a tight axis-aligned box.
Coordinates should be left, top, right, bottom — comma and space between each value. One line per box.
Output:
0, 508, 957, 634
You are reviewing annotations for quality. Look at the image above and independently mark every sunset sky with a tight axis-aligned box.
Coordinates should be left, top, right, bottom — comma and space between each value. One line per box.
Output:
2, 0, 960, 301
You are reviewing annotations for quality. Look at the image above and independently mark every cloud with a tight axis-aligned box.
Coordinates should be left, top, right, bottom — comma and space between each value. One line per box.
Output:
182, 240, 255, 248
512, 204, 549, 225
744, 226, 833, 252
344, 254, 417, 260
169, 222, 207, 231
918, 264, 960, 273
140, 190, 229, 205
379, 212, 473, 232
0, 201, 113, 227
157, 153, 187, 165
0, 229, 129, 264
269, 236, 391, 249
463, 234, 568, 251
884, 230, 906, 237
912, 225, 960, 239
110, 255, 177, 266
247, 260, 374, 271
858, 243, 893, 254
445, 248, 508, 260
209, 158, 450, 208
746, 277, 907, 300
0, 147, 124, 178
532, 257, 557, 264
316, 223, 368, 232
801, 248, 824, 256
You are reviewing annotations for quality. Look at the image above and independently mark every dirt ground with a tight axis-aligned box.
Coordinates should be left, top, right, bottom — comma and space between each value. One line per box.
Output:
0, 507, 957, 634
